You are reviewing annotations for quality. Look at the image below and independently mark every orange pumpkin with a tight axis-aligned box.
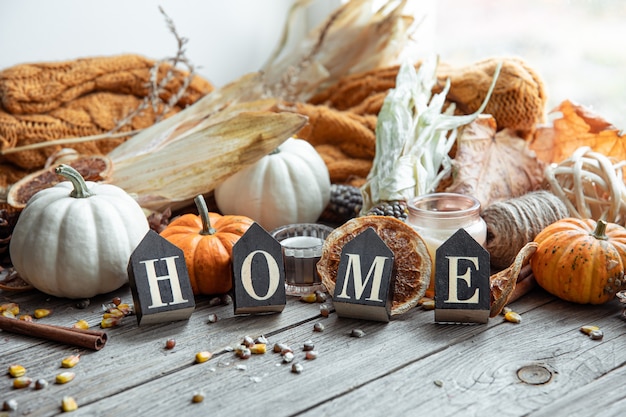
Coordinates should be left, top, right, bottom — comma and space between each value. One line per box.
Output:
160, 195, 254, 295
530, 217, 626, 304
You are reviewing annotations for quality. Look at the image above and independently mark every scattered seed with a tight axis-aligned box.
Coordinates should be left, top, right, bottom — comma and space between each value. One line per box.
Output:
421, 299, 435, 310
34, 378, 48, 390
504, 311, 522, 324
282, 352, 295, 363
209, 296, 222, 307
100, 317, 121, 328
61, 396, 78, 412
305, 350, 318, 360
191, 392, 205, 403
8, 364, 26, 377
195, 351, 212, 363
207, 313, 218, 323
236, 348, 251, 360
320, 304, 331, 317
3, 399, 18, 411
313, 322, 325, 332
315, 290, 327, 303
255, 335, 269, 345
55, 372, 76, 384
34, 308, 52, 319
350, 329, 366, 338
434, 380, 444, 387
221, 294, 232, 305
61, 355, 80, 368
242, 336, 255, 347
1, 303, 19, 316
580, 325, 600, 335
12, 376, 32, 389
589, 329, 604, 340
75, 299, 90, 309
1, 310, 15, 318
112, 297, 122, 306
273, 343, 285, 353
291, 363, 304, 374
502, 306, 513, 315
116, 303, 133, 316
303, 340, 315, 351
300, 293, 317, 303
73, 320, 89, 330
18, 314, 33, 322
165, 339, 176, 350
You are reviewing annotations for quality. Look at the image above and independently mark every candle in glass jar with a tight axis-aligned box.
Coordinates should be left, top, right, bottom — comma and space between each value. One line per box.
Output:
407, 193, 487, 295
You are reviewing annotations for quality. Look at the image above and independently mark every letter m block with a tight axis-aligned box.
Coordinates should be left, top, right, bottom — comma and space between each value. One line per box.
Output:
333, 227, 394, 322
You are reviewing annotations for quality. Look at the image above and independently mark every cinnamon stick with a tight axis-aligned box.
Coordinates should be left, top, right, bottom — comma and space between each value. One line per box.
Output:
0, 316, 108, 350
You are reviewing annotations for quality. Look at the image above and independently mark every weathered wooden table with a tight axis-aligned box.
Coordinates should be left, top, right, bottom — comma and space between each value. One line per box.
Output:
2, 280, 625, 416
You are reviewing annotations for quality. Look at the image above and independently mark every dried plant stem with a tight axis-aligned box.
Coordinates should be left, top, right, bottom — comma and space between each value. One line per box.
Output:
0, 130, 143, 156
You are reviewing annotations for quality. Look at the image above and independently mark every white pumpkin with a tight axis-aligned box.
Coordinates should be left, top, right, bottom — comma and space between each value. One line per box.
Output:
9, 164, 149, 299
214, 137, 331, 231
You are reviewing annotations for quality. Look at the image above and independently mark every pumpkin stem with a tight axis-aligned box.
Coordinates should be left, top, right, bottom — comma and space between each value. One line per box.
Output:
55, 164, 93, 199
194, 195, 216, 235
592, 219, 609, 240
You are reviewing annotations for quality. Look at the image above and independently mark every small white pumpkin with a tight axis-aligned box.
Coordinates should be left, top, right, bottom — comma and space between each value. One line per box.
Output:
214, 137, 331, 231
9, 164, 149, 299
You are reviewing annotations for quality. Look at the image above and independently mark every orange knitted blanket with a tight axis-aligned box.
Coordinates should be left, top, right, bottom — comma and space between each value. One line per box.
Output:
296, 57, 547, 186
0, 54, 213, 188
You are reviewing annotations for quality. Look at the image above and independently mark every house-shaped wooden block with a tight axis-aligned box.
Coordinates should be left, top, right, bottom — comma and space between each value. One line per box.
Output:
332, 227, 394, 322
128, 230, 195, 326
434, 228, 490, 324
232, 222, 286, 314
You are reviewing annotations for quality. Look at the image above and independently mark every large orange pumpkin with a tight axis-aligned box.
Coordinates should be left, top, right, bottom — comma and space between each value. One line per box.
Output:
530, 217, 626, 304
160, 195, 254, 295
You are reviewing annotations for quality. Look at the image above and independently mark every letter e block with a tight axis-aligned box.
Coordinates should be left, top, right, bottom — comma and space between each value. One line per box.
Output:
333, 227, 394, 322
128, 230, 195, 326
232, 222, 286, 315
434, 228, 490, 324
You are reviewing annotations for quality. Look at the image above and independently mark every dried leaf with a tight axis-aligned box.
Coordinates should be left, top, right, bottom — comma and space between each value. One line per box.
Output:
490, 242, 537, 317
443, 115, 546, 208
530, 100, 626, 164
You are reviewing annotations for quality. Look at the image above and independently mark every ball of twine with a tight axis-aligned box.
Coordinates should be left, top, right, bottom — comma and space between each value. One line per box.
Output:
545, 146, 626, 226
482, 190, 570, 270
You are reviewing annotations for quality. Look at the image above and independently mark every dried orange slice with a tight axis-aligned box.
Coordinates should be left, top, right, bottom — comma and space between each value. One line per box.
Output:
7, 155, 112, 210
317, 216, 432, 315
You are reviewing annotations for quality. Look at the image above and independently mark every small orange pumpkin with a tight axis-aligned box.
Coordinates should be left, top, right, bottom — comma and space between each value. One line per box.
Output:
530, 217, 626, 304
160, 195, 254, 295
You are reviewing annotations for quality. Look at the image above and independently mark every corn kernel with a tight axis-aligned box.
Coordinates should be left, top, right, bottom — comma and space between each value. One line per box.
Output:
73, 320, 89, 330
100, 317, 121, 328
191, 392, 205, 403
12, 376, 32, 389
580, 325, 600, 335
103, 308, 124, 319
1, 310, 15, 318
8, 365, 26, 377
504, 311, 522, 323
115, 303, 132, 315
55, 371, 76, 384
61, 396, 78, 412
300, 293, 317, 303
421, 299, 435, 310
18, 314, 33, 322
34, 308, 52, 319
250, 343, 267, 354
61, 355, 80, 368
195, 351, 212, 363
1, 303, 19, 316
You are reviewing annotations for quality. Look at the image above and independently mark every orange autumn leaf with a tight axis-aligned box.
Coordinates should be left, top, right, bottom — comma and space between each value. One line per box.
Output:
530, 100, 626, 164
443, 115, 546, 208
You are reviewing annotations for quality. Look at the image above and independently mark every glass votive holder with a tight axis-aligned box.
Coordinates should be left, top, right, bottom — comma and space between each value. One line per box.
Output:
407, 193, 487, 295
270, 223, 334, 296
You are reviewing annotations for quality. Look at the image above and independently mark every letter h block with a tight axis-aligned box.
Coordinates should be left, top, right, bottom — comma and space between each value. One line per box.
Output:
434, 228, 490, 324
332, 227, 395, 322
128, 230, 195, 326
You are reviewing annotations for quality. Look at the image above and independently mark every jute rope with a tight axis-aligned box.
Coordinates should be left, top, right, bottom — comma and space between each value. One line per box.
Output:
482, 190, 570, 270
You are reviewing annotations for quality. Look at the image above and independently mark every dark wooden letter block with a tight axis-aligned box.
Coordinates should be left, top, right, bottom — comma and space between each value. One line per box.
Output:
128, 230, 195, 326
332, 227, 394, 322
232, 222, 286, 315
434, 228, 490, 324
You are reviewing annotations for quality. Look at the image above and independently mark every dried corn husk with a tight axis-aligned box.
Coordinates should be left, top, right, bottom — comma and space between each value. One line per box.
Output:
262, 0, 418, 102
